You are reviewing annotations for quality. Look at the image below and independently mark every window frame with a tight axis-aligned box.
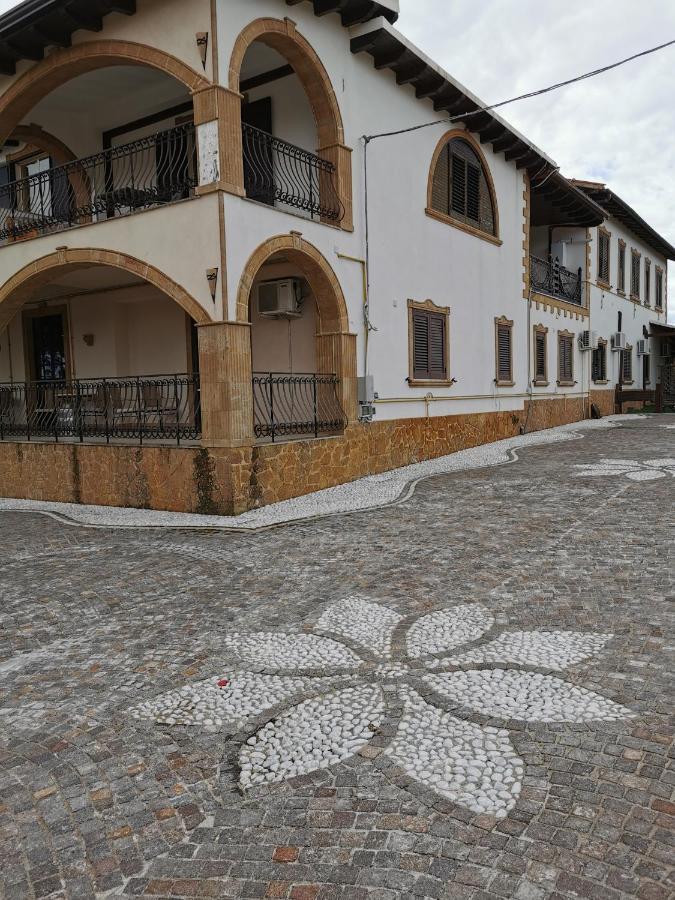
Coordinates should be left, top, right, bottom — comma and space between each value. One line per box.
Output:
591, 339, 608, 384
494, 316, 515, 387
617, 239, 626, 294
426, 129, 501, 246
621, 345, 634, 384
630, 249, 641, 301
533, 324, 548, 386
557, 330, 575, 386
407, 299, 452, 386
597, 227, 611, 286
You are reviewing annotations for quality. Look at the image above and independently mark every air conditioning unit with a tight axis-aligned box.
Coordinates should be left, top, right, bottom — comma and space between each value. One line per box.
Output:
636, 339, 650, 356
256, 278, 302, 317
611, 332, 627, 352
579, 330, 598, 351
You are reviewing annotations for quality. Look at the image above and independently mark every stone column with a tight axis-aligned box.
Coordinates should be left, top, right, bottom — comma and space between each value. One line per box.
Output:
198, 321, 254, 447
316, 331, 358, 424
193, 85, 245, 197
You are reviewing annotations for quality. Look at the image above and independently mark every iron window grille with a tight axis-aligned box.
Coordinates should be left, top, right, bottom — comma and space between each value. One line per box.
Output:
430, 138, 496, 236
558, 333, 574, 384
621, 347, 633, 383
412, 308, 448, 381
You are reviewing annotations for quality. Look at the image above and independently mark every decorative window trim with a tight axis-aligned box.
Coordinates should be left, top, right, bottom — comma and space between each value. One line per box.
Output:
494, 316, 515, 387
630, 249, 641, 301
655, 265, 664, 310
597, 227, 611, 287
532, 323, 548, 386
592, 338, 608, 384
426, 129, 502, 246
407, 299, 452, 386
557, 329, 575, 386
644, 258, 651, 307
617, 239, 626, 294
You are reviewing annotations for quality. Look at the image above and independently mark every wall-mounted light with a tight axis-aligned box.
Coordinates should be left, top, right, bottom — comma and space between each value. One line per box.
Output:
206, 268, 219, 303
196, 32, 209, 71
83, 334, 95, 347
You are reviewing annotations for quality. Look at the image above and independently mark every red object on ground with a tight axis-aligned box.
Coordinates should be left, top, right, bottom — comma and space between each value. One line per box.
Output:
217, 678, 229, 688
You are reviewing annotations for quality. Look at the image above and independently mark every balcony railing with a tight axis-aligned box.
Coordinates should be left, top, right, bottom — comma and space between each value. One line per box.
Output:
530, 255, 583, 305
0, 123, 197, 244
0, 374, 201, 445
253, 372, 346, 443
242, 123, 343, 222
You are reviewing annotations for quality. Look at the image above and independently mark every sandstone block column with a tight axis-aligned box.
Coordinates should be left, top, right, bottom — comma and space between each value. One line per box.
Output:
193, 84, 245, 197
198, 321, 254, 447
316, 331, 358, 425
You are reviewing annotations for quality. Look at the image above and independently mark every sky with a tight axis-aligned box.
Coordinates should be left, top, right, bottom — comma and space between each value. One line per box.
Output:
1, 0, 673, 308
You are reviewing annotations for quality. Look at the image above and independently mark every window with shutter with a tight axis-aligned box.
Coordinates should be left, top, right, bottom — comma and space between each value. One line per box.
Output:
533, 326, 548, 384
558, 332, 574, 384
408, 300, 450, 383
643, 353, 651, 386
655, 267, 664, 309
494, 317, 514, 385
597, 229, 610, 285
592, 341, 607, 382
617, 241, 626, 292
429, 134, 497, 238
630, 251, 641, 299
644, 259, 651, 305
621, 346, 633, 383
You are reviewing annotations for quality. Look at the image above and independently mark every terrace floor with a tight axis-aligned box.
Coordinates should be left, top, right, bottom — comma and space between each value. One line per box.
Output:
0, 415, 673, 899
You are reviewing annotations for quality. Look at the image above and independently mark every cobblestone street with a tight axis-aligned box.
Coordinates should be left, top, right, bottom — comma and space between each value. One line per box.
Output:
1, 415, 673, 900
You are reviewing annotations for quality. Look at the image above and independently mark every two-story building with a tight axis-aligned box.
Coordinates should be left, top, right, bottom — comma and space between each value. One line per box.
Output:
0, 0, 672, 514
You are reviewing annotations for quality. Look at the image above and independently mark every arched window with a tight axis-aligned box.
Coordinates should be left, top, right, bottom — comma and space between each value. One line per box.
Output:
429, 135, 497, 237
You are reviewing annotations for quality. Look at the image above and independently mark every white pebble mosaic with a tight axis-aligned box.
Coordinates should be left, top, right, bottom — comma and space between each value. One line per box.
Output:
316, 597, 402, 658
575, 457, 675, 482
444, 631, 613, 671
239, 685, 385, 788
407, 606, 494, 658
425, 669, 634, 722
221, 632, 362, 671
386, 689, 522, 818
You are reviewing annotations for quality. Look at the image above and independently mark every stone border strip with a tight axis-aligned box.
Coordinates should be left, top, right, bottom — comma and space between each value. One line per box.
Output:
0, 415, 650, 532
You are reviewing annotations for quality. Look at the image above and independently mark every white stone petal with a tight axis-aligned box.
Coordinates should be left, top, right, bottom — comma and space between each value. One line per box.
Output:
239, 685, 385, 788
221, 633, 362, 672
445, 631, 613, 671
626, 470, 664, 481
575, 465, 634, 477
644, 458, 675, 467
407, 605, 494, 659
130, 673, 333, 729
386, 689, 522, 818
316, 597, 402, 659
425, 670, 634, 722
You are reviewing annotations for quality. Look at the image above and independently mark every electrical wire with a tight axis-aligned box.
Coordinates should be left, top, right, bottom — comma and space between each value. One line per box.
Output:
362, 37, 675, 142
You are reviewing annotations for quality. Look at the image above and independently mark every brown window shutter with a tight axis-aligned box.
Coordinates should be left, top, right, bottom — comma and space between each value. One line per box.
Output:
413, 311, 430, 378
431, 144, 450, 215
451, 153, 467, 216
428, 314, 447, 378
466, 162, 481, 222
535, 331, 546, 380
559, 335, 573, 382
598, 232, 610, 283
412, 309, 447, 380
497, 323, 513, 383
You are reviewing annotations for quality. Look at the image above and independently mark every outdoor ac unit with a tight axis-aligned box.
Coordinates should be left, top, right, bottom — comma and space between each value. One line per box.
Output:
636, 339, 650, 356
579, 330, 598, 351
256, 278, 302, 317
611, 332, 627, 352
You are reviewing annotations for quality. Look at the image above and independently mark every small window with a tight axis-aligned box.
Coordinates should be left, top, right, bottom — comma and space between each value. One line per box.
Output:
597, 229, 610, 285
630, 251, 641, 299
409, 301, 449, 382
533, 326, 548, 384
621, 346, 633, 383
430, 136, 496, 237
655, 267, 664, 309
643, 353, 651, 386
558, 332, 574, 384
592, 341, 607, 382
495, 317, 514, 385
617, 241, 626, 293
645, 259, 651, 306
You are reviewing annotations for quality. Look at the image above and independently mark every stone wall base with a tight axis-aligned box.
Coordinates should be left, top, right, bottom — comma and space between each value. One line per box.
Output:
0, 396, 595, 514
590, 389, 616, 417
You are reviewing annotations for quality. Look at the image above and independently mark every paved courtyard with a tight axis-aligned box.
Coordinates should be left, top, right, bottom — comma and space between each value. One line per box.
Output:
0, 415, 673, 900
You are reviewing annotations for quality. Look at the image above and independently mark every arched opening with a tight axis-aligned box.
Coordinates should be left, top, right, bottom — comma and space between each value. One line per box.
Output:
230, 19, 351, 229
237, 235, 356, 442
0, 251, 207, 445
0, 42, 208, 245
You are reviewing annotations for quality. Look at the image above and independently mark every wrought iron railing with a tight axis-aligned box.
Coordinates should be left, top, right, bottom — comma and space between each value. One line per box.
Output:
0, 123, 197, 243
530, 255, 583, 305
242, 123, 343, 222
0, 374, 201, 444
252, 372, 345, 442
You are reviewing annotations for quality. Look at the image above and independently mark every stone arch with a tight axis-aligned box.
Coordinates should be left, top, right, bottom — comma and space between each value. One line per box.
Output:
0, 248, 211, 333
228, 18, 352, 230
0, 40, 210, 147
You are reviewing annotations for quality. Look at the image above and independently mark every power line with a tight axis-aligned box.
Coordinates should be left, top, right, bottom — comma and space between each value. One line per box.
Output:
363, 37, 675, 142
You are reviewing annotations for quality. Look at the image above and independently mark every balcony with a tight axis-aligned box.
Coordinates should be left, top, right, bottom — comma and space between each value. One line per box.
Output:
530, 254, 583, 305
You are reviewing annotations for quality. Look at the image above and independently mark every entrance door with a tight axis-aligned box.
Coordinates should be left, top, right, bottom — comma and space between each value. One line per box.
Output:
242, 97, 275, 206
27, 311, 68, 382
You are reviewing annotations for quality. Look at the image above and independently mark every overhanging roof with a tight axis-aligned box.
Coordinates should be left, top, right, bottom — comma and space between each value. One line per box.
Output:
650, 321, 675, 336
531, 172, 606, 228
572, 180, 675, 260
0, 0, 136, 75
289, 0, 399, 26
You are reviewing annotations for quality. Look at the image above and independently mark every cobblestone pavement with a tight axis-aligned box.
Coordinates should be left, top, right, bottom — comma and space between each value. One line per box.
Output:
1, 415, 673, 900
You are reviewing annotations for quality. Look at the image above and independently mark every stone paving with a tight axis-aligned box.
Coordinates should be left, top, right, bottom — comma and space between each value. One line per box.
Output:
0, 414, 673, 900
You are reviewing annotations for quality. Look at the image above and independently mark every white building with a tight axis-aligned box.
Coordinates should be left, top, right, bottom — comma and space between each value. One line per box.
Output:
0, 0, 672, 514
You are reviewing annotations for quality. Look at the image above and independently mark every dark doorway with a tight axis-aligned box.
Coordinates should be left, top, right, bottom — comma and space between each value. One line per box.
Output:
25, 310, 69, 381
242, 97, 275, 206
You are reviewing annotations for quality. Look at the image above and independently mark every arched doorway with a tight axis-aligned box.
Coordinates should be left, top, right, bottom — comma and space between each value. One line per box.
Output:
228, 18, 353, 230
237, 235, 357, 441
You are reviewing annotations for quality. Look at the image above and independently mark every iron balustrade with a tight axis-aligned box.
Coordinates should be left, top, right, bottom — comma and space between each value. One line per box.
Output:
0, 374, 201, 445
242, 123, 344, 222
530, 254, 583, 305
252, 372, 346, 442
0, 123, 197, 243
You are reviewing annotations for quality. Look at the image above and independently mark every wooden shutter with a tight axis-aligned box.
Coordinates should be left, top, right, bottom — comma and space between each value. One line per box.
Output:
412, 309, 447, 380
559, 334, 573, 382
535, 331, 547, 381
466, 162, 481, 222
631, 252, 640, 298
431, 138, 495, 235
645, 260, 651, 304
496, 322, 513, 383
412, 311, 429, 378
430, 144, 450, 215
598, 231, 610, 283
428, 313, 446, 378
618, 244, 626, 291
592, 343, 606, 382
450, 153, 466, 216
655, 269, 664, 308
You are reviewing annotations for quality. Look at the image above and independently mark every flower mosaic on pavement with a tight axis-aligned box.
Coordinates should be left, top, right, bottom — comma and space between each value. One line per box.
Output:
131, 599, 634, 819
575, 458, 675, 482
